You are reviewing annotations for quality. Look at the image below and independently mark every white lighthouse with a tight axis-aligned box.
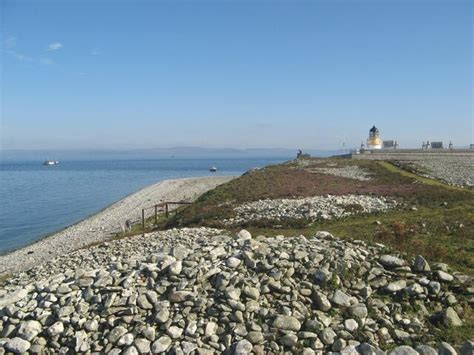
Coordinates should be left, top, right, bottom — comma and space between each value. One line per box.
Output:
366, 125, 382, 149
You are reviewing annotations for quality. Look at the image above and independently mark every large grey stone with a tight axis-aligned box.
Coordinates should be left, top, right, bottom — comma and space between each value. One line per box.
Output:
108, 326, 128, 344
47, 321, 64, 337
182, 341, 197, 354
358, 342, 385, 355
314, 291, 332, 311
151, 336, 172, 353
122, 346, 139, 355
389, 346, 418, 355
349, 304, 368, 319
137, 294, 153, 310
166, 326, 183, 339
416, 345, 438, 355
226, 257, 241, 268
142, 326, 156, 341
428, 281, 441, 294
272, 315, 301, 331
242, 286, 260, 300
314, 268, 333, 283
379, 255, 406, 268
443, 307, 463, 327
168, 261, 182, 276
439, 342, 458, 355
84, 319, 99, 332
236, 230, 252, 241
118, 333, 134, 346
17, 320, 42, 341
344, 319, 358, 332
246, 331, 264, 344
5, 337, 31, 354
319, 327, 336, 345
280, 333, 298, 347
57, 305, 74, 317
169, 290, 193, 302
385, 280, 406, 293
331, 290, 351, 307
205, 321, 218, 336
413, 255, 430, 272
437, 270, 454, 282
134, 338, 151, 354
0, 288, 30, 308
234, 339, 253, 354
75, 330, 89, 352
155, 308, 170, 323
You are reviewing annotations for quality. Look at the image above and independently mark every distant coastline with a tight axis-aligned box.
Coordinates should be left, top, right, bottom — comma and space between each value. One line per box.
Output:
0, 147, 337, 162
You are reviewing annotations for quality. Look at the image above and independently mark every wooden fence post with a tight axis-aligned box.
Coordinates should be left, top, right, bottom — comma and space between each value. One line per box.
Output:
154, 205, 158, 225
165, 203, 169, 218
142, 208, 145, 235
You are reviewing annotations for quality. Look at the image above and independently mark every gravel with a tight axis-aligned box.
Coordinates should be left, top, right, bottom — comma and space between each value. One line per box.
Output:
307, 165, 374, 181
0, 228, 472, 354
225, 194, 397, 225
0, 176, 234, 277
401, 156, 474, 187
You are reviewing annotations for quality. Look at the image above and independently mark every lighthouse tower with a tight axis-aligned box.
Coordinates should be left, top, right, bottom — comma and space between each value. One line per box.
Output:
366, 125, 382, 149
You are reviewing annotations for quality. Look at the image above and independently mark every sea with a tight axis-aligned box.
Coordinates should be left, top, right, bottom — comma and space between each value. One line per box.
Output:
0, 158, 288, 255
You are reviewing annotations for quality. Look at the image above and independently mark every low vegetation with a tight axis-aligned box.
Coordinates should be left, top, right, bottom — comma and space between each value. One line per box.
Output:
165, 159, 473, 270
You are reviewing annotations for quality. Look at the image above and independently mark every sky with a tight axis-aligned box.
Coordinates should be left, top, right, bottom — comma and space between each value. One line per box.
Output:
1, 0, 472, 151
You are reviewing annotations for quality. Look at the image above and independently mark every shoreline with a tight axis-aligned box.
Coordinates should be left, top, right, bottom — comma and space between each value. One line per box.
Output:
0, 175, 234, 277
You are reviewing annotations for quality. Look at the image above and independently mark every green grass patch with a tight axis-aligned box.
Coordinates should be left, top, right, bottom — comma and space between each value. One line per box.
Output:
165, 158, 473, 274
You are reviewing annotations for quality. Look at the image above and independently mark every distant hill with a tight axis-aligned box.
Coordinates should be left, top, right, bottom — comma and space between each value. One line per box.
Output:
0, 147, 342, 161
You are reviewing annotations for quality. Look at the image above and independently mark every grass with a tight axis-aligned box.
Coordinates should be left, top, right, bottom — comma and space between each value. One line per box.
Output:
164, 158, 473, 274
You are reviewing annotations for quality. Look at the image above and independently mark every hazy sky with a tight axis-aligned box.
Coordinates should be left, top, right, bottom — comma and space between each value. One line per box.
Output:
1, 0, 472, 150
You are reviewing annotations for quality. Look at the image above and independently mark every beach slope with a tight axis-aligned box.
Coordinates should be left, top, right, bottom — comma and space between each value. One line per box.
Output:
0, 176, 234, 276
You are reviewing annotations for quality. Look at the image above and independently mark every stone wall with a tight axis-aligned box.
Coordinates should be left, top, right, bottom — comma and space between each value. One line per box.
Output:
351, 149, 474, 161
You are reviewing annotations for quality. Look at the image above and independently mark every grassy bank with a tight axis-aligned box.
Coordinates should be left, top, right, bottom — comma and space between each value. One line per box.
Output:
163, 158, 473, 274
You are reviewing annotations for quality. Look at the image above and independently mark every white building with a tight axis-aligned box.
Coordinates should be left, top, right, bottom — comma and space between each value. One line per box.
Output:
366, 125, 382, 149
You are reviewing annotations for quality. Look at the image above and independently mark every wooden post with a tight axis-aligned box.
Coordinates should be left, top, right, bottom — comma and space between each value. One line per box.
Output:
154, 205, 158, 225
165, 203, 169, 218
142, 208, 145, 235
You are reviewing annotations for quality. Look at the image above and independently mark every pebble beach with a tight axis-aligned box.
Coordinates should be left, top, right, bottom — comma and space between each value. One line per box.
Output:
0, 176, 234, 277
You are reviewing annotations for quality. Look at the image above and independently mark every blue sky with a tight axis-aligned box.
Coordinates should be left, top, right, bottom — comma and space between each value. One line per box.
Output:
1, 0, 472, 150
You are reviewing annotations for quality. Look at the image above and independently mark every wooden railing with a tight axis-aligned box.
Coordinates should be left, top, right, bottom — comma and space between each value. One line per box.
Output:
140, 201, 192, 234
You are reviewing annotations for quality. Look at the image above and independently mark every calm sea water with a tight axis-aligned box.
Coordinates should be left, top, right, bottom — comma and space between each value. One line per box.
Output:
0, 158, 287, 254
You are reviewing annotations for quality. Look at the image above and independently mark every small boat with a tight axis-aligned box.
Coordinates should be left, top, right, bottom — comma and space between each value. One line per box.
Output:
43, 160, 59, 166
209, 166, 217, 172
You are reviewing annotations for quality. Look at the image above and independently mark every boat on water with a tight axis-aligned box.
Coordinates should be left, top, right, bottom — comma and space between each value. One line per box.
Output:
43, 160, 60, 166
209, 166, 217, 172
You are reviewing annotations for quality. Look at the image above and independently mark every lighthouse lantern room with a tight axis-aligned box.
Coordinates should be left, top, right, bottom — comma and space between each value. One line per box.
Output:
366, 125, 382, 149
